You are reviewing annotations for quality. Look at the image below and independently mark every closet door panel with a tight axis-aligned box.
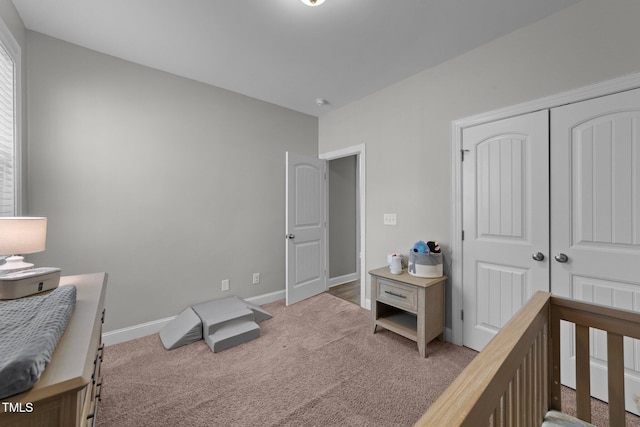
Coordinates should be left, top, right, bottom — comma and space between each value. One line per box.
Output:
551, 87, 640, 414
462, 110, 549, 352
552, 89, 640, 292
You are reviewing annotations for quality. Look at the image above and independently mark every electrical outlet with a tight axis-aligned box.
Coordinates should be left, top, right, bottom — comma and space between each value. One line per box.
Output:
252, 273, 260, 285
383, 213, 397, 225
221, 279, 230, 291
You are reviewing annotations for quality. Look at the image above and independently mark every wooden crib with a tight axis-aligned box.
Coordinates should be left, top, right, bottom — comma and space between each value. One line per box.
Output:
415, 291, 640, 426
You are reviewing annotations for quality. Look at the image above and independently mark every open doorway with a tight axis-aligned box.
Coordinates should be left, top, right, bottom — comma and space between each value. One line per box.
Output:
326, 155, 359, 305
320, 144, 366, 308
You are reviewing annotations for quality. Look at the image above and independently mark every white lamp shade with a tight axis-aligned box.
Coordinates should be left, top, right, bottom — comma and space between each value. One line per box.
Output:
0, 217, 47, 255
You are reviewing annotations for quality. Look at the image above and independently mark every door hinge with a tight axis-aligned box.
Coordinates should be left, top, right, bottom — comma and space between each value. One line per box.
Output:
461, 310, 464, 321
461, 230, 465, 240
461, 149, 470, 161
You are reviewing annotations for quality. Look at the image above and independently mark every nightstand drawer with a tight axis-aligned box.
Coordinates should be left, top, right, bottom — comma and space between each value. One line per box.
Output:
377, 279, 418, 312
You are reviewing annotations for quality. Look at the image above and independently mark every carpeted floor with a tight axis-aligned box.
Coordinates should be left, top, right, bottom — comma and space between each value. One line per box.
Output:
97, 293, 477, 426
96, 293, 640, 426
559, 386, 640, 427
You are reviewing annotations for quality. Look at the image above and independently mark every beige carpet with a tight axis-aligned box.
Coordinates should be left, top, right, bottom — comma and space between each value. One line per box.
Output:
559, 386, 640, 427
96, 293, 640, 426
97, 293, 476, 426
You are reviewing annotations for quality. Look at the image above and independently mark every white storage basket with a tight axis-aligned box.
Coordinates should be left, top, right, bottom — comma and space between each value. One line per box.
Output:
408, 252, 443, 278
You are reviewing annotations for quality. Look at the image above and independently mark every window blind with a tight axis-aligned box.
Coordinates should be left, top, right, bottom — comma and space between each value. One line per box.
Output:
0, 40, 14, 216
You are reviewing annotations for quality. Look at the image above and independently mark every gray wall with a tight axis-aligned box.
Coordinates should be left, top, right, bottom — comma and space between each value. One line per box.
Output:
319, 0, 640, 326
6, 0, 640, 334
25, 32, 318, 332
328, 155, 357, 279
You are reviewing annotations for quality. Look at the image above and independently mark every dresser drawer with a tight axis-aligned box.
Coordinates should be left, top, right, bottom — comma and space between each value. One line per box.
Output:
377, 278, 418, 312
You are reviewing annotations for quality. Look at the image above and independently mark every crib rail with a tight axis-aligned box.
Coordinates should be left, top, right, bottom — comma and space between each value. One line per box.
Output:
550, 295, 640, 426
414, 291, 551, 427
415, 291, 640, 426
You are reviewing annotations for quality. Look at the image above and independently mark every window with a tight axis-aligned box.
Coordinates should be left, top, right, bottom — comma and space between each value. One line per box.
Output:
0, 17, 20, 217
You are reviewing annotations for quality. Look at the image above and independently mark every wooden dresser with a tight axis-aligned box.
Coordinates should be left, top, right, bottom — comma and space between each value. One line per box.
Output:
0, 272, 108, 427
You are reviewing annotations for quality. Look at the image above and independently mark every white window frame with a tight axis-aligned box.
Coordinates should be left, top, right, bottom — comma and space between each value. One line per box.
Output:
0, 16, 21, 216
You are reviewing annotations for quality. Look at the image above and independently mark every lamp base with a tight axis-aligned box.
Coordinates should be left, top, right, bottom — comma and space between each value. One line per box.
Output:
0, 255, 34, 274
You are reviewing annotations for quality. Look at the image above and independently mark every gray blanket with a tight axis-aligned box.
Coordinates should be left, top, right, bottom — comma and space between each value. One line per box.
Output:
0, 285, 77, 399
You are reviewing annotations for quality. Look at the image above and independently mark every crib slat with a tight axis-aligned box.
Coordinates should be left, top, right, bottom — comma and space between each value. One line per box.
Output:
550, 304, 562, 412
516, 365, 522, 425
417, 293, 640, 427
525, 350, 532, 425
504, 378, 516, 426
607, 333, 625, 427
500, 400, 506, 427
491, 405, 499, 427
575, 324, 591, 423
521, 353, 530, 425
541, 325, 549, 425
534, 331, 542, 425
414, 292, 551, 427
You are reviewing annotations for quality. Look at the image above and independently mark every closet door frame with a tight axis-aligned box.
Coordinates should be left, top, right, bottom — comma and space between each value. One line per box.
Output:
450, 71, 640, 345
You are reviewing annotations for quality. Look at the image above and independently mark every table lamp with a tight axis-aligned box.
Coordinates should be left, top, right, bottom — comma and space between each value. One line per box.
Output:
0, 217, 47, 273
0, 217, 62, 299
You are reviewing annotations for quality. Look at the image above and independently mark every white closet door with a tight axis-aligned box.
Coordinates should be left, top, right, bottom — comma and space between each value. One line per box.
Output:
462, 110, 550, 351
551, 87, 640, 414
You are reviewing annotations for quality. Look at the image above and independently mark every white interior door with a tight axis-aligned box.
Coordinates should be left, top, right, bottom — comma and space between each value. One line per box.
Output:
462, 110, 550, 351
551, 88, 640, 414
285, 152, 327, 305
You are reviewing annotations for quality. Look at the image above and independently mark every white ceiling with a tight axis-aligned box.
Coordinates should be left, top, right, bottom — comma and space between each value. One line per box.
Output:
12, 0, 580, 116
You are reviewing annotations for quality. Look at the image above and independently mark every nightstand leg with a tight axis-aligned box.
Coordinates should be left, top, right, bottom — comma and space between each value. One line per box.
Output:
417, 287, 427, 357
418, 340, 426, 358
371, 278, 378, 334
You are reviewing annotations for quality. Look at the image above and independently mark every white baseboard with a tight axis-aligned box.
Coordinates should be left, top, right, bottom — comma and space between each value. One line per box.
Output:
245, 289, 285, 306
102, 289, 286, 346
102, 291, 455, 348
328, 273, 359, 288
102, 316, 175, 346
444, 327, 453, 343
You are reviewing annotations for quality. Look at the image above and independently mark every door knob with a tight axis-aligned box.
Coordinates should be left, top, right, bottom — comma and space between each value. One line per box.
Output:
287, 234, 295, 239
532, 252, 545, 261
554, 253, 569, 263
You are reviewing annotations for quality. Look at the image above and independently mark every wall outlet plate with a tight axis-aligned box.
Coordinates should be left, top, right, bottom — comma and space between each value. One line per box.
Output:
252, 273, 260, 285
383, 213, 397, 225
221, 279, 230, 291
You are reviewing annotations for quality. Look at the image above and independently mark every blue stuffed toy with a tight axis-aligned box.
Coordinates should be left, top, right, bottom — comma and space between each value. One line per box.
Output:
412, 240, 441, 254
412, 240, 429, 254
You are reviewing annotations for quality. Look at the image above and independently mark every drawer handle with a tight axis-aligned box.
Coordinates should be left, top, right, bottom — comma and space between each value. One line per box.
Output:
91, 351, 101, 383
384, 290, 406, 299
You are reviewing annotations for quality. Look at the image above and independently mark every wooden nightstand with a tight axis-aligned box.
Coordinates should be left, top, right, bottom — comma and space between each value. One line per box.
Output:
370, 267, 445, 357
